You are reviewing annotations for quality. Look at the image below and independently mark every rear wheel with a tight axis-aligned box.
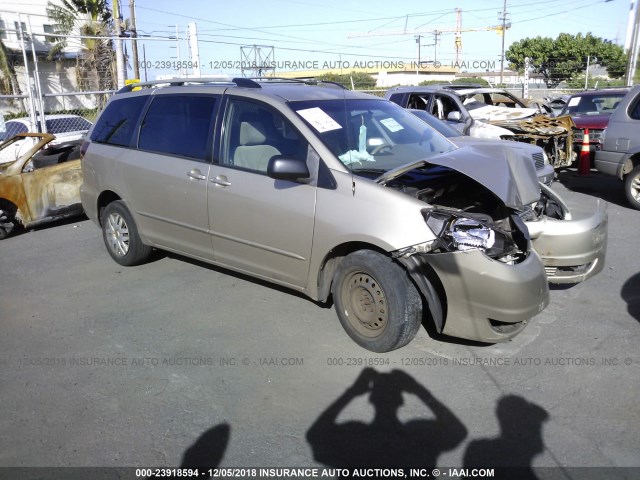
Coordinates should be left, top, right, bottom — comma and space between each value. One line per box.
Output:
624, 165, 640, 210
332, 250, 423, 352
101, 200, 152, 266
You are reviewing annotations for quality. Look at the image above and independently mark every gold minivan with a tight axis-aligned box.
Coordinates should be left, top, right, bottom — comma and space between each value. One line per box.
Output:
81, 78, 551, 352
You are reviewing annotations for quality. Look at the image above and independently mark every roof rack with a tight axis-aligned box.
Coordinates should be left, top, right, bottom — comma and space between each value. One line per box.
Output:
230, 77, 347, 90
117, 76, 349, 94
116, 76, 237, 93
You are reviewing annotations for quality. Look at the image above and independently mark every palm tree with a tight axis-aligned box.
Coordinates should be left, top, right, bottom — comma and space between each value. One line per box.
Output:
46, 0, 115, 91
0, 40, 20, 95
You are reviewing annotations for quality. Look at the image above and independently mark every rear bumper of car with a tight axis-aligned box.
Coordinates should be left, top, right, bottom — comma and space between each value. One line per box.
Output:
403, 250, 549, 343
526, 188, 607, 284
595, 150, 625, 179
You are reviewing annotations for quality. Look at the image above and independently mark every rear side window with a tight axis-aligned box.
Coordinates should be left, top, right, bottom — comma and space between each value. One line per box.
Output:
138, 95, 216, 161
91, 96, 148, 146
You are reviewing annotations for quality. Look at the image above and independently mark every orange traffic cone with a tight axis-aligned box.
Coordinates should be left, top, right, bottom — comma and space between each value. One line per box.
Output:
578, 128, 591, 176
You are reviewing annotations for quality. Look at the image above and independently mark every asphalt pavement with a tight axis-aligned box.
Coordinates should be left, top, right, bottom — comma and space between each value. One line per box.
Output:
0, 169, 638, 479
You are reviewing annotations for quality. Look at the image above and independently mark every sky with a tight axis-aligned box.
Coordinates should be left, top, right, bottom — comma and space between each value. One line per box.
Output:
127, 0, 632, 80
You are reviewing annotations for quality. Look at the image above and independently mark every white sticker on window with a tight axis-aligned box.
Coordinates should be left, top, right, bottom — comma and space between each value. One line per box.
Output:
380, 117, 404, 132
568, 97, 581, 107
296, 107, 342, 133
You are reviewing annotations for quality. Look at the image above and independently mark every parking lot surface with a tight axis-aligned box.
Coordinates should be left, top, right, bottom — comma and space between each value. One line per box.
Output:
0, 170, 639, 477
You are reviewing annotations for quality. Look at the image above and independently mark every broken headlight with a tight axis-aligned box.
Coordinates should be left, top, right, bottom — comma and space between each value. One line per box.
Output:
424, 210, 520, 259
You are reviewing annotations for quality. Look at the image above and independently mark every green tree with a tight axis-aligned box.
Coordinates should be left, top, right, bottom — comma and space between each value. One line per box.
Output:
46, 0, 115, 90
506, 33, 625, 87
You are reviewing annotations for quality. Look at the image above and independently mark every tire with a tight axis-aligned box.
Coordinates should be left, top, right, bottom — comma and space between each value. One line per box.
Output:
624, 165, 640, 210
332, 250, 423, 352
0, 203, 17, 240
100, 200, 152, 266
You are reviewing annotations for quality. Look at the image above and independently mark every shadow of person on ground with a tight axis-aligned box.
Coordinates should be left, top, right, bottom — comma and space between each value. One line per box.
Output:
306, 368, 467, 469
621, 273, 640, 322
180, 423, 230, 475
463, 395, 549, 480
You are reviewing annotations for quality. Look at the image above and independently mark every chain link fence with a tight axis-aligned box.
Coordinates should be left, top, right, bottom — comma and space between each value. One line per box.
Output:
0, 51, 115, 164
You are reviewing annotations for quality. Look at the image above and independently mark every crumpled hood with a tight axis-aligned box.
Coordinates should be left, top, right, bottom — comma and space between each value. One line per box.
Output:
466, 104, 539, 122
376, 144, 540, 210
427, 145, 540, 209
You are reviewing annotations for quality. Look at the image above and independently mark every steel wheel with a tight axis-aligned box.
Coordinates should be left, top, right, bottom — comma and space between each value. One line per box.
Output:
105, 212, 130, 257
341, 271, 388, 338
332, 250, 423, 352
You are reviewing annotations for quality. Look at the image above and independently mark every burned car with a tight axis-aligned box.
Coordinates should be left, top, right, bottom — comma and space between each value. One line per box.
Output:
81, 78, 556, 352
386, 86, 575, 168
0, 133, 84, 239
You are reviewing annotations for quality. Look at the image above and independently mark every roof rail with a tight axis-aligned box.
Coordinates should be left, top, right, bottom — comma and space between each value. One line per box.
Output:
234, 77, 348, 90
116, 76, 235, 93
116, 76, 348, 94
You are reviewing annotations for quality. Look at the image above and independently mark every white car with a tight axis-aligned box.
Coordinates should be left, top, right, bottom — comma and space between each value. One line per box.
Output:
0, 114, 92, 164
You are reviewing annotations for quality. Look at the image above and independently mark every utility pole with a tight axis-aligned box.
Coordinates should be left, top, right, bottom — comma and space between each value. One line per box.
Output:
626, 0, 640, 85
113, 0, 126, 88
499, 0, 508, 85
129, 0, 140, 80
188, 23, 201, 78
524, 56, 530, 99
584, 55, 591, 90
415, 34, 421, 74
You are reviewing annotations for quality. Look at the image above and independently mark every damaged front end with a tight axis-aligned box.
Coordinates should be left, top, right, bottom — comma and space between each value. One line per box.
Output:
492, 115, 575, 169
521, 183, 608, 284
379, 153, 549, 343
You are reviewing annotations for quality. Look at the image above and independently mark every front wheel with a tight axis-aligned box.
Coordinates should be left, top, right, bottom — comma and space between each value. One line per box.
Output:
332, 250, 423, 352
101, 200, 152, 266
624, 165, 640, 210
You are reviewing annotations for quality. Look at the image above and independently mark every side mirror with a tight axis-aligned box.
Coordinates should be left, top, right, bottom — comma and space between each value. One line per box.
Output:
267, 156, 310, 181
447, 111, 462, 122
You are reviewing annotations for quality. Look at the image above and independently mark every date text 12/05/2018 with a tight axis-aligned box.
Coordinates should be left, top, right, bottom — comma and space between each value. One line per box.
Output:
136, 60, 409, 71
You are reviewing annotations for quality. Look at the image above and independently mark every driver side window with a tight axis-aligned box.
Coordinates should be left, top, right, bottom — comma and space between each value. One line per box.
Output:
220, 99, 307, 173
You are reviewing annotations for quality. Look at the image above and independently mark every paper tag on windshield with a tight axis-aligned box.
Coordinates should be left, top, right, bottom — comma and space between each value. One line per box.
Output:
568, 97, 581, 107
380, 118, 403, 132
297, 107, 342, 133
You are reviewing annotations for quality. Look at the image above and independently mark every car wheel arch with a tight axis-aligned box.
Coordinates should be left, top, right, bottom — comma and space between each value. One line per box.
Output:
622, 154, 640, 179
97, 190, 123, 226
315, 243, 448, 334
316, 242, 390, 304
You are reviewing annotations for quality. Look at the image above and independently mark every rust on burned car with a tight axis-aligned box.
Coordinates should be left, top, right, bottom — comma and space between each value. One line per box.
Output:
0, 133, 83, 239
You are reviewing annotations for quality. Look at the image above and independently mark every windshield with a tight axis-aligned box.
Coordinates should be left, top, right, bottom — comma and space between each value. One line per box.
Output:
291, 98, 455, 174
560, 93, 625, 116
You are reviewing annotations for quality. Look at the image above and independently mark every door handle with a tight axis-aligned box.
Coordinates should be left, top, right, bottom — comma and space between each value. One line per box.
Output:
187, 169, 207, 180
210, 175, 231, 187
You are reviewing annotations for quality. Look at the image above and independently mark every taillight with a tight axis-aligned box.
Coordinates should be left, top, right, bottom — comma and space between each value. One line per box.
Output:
80, 140, 90, 159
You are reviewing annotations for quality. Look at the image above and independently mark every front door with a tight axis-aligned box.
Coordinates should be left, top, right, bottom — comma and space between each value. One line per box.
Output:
207, 97, 317, 288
